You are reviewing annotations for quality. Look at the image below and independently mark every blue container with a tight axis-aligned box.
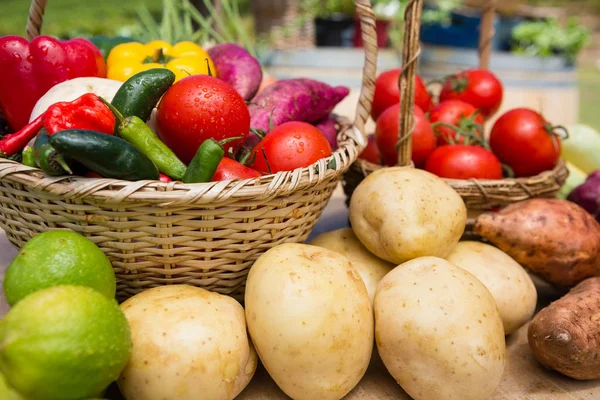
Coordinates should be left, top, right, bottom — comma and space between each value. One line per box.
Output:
419, 8, 521, 51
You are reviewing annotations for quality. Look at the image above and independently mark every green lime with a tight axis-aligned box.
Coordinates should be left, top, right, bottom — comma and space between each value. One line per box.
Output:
3, 230, 116, 306
0, 371, 24, 400
0, 285, 132, 400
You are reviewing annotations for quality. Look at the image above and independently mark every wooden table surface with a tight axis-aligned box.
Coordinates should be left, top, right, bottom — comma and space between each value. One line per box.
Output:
1, 187, 599, 399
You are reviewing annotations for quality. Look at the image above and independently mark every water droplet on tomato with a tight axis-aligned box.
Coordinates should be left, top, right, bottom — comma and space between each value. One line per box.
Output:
26, 54, 33, 62
13, 53, 21, 61
294, 134, 301, 139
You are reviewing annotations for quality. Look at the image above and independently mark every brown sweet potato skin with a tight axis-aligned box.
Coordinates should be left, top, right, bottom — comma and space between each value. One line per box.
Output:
474, 199, 600, 288
528, 277, 600, 380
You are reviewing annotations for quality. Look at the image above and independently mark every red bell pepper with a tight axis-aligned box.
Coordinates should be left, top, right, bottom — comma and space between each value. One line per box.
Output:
0, 35, 106, 133
42, 93, 115, 135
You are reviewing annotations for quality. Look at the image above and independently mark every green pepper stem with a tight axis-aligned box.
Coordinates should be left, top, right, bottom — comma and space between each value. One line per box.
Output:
53, 154, 73, 175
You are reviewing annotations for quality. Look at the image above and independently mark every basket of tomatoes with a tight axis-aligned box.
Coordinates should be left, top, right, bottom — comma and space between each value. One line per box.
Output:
343, 3, 569, 239
0, 0, 379, 301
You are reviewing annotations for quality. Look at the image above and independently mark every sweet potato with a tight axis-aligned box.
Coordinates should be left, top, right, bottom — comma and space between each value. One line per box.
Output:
528, 277, 600, 380
474, 198, 600, 288
249, 78, 349, 132
314, 115, 339, 150
207, 43, 263, 101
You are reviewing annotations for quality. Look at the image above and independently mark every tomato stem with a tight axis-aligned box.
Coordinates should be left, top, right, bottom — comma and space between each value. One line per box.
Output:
501, 163, 515, 178
261, 147, 273, 174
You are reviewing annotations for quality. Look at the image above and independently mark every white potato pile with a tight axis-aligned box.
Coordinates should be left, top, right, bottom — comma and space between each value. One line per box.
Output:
116, 166, 537, 400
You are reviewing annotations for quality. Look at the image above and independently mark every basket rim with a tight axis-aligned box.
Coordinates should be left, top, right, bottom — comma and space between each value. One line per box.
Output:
351, 157, 569, 189
0, 117, 362, 206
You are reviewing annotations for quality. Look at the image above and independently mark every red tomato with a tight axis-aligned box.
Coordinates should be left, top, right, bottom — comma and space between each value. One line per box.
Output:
371, 69, 434, 121
159, 173, 172, 183
212, 157, 261, 181
156, 75, 250, 165
358, 135, 383, 165
440, 69, 503, 118
374, 104, 436, 168
429, 100, 485, 146
425, 145, 503, 180
489, 108, 561, 177
251, 121, 333, 173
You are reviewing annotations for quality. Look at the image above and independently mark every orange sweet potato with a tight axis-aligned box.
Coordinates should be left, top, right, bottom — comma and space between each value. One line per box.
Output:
528, 277, 600, 380
474, 199, 600, 288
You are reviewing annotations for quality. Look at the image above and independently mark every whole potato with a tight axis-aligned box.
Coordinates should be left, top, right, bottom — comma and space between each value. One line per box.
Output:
310, 228, 394, 303
375, 257, 506, 400
446, 241, 537, 335
118, 285, 257, 400
349, 167, 466, 264
245, 243, 373, 400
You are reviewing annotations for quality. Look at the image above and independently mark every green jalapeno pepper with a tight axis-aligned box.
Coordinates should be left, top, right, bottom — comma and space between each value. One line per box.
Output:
33, 130, 72, 176
182, 137, 243, 184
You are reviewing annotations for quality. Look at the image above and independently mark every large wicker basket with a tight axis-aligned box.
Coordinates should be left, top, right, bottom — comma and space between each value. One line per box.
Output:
0, 0, 378, 301
342, 0, 569, 238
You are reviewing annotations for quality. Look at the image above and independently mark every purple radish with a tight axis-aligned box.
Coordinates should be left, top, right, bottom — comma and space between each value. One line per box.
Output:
314, 115, 339, 150
207, 43, 263, 101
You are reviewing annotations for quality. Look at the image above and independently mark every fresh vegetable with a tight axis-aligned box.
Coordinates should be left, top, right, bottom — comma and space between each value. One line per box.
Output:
212, 158, 261, 182
43, 93, 115, 136
245, 243, 373, 400
374, 104, 436, 168
251, 121, 333, 174
310, 228, 394, 304
358, 134, 383, 165
0, 35, 106, 132
558, 161, 588, 199
349, 168, 467, 264
313, 115, 339, 151
371, 68, 434, 121
446, 241, 537, 335
106, 40, 216, 83
29, 77, 123, 122
474, 199, 600, 288
439, 69, 503, 118
156, 74, 250, 165
429, 99, 485, 146
567, 171, 600, 222
33, 131, 73, 176
111, 68, 175, 122
182, 139, 225, 183
490, 108, 563, 177
50, 129, 159, 181
159, 173, 172, 183
207, 43, 263, 101
374, 257, 506, 400
103, 99, 186, 181
118, 285, 257, 400
425, 144, 503, 180
561, 124, 600, 174
88, 35, 136, 60
0, 115, 43, 157
248, 78, 350, 132
528, 277, 600, 380
21, 146, 35, 168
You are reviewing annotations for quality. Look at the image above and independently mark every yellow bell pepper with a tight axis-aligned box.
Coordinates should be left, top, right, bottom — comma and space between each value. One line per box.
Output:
106, 40, 217, 83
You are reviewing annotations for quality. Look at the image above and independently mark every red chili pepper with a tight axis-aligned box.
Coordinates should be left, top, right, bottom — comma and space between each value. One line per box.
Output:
159, 173, 172, 183
0, 114, 43, 157
0, 36, 106, 132
43, 93, 115, 135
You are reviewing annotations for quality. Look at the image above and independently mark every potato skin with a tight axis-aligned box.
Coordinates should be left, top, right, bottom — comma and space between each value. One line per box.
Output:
474, 199, 600, 288
374, 257, 506, 400
118, 285, 257, 400
349, 167, 467, 264
310, 228, 394, 304
528, 277, 600, 380
446, 241, 537, 335
245, 243, 373, 400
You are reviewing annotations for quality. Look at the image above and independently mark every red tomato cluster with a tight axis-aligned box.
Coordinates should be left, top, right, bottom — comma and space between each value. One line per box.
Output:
360, 67, 564, 180
156, 75, 334, 182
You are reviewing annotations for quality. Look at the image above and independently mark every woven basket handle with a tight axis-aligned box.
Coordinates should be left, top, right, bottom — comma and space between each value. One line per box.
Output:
396, 0, 423, 167
478, 0, 497, 70
26, 0, 47, 40
353, 0, 378, 144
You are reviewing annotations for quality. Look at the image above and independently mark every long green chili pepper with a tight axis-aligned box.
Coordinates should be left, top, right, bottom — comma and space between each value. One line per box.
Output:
33, 130, 72, 176
21, 146, 35, 168
100, 97, 186, 180
182, 137, 243, 184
